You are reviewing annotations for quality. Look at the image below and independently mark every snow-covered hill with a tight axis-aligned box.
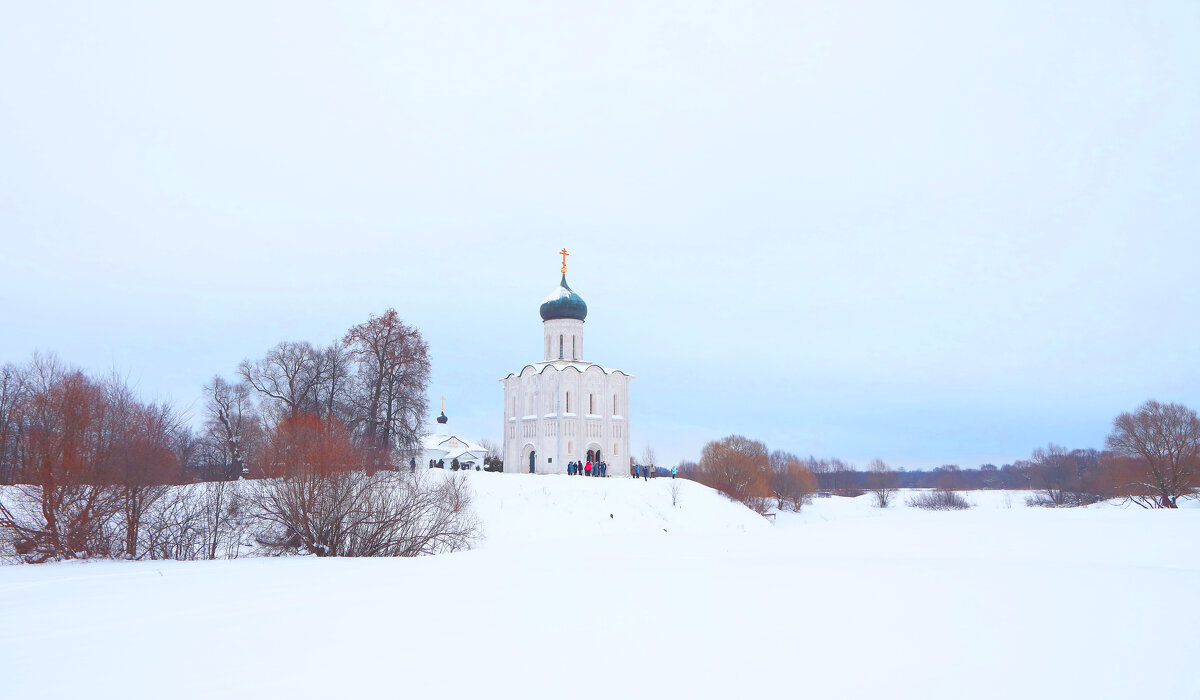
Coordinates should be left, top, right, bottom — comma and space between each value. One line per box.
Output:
1, 478, 1198, 700
466, 471, 768, 546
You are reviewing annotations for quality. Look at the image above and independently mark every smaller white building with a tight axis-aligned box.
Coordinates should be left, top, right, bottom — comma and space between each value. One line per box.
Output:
419, 412, 489, 470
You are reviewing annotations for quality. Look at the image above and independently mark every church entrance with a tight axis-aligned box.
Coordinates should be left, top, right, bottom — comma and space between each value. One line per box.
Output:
586, 446, 602, 463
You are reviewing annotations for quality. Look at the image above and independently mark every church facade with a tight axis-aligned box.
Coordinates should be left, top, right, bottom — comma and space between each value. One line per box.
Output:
501, 253, 632, 474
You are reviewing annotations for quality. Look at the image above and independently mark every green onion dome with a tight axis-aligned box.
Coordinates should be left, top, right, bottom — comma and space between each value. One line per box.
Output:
540, 275, 588, 322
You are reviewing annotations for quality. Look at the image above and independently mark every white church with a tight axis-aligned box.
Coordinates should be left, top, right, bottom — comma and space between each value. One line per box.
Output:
501, 251, 632, 474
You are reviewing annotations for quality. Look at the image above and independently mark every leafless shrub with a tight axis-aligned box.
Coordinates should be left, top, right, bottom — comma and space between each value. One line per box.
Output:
669, 480, 681, 508
0, 483, 122, 562
906, 489, 973, 511
867, 458, 897, 508
139, 486, 209, 560
247, 470, 478, 557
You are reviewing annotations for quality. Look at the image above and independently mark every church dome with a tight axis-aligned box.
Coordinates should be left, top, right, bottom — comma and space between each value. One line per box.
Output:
540, 275, 588, 322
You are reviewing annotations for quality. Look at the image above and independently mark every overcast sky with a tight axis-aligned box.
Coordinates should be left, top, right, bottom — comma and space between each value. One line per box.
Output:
1, 2, 1197, 469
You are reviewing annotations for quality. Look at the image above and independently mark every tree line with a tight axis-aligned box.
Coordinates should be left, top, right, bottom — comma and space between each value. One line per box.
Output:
0, 309, 477, 564
682, 399, 1200, 512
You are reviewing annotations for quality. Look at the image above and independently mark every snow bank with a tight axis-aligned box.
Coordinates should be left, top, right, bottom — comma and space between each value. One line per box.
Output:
465, 471, 769, 546
1, 482, 1197, 700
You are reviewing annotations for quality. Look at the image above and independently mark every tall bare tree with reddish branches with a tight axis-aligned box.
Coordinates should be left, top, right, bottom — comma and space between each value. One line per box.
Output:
0, 355, 121, 561
343, 309, 430, 469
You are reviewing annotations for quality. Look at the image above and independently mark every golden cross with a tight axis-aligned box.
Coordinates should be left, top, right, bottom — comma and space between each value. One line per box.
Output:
560, 248, 569, 273
440, 396, 445, 411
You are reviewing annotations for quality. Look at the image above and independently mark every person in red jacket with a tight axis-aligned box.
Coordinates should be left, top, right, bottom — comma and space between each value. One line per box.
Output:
585, 461, 593, 477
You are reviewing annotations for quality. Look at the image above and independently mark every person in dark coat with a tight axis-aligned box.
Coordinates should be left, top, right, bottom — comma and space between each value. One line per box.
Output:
641, 465, 648, 481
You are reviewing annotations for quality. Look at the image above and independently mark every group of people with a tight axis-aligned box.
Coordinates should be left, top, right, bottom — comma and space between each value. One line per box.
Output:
630, 464, 679, 480
567, 460, 607, 477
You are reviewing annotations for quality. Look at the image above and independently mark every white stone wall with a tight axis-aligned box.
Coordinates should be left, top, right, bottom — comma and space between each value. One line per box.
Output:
502, 362, 631, 475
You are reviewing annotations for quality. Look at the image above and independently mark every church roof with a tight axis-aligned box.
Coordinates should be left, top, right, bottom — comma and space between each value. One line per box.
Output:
499, 361, 633, 381
420, 433, 488, 456
539, 275, 588, 322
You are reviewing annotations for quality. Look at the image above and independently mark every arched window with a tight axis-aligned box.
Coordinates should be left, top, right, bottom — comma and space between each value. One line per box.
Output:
566, 391, 571, 413
589, 394, 595, 414
613, 394, 618, 414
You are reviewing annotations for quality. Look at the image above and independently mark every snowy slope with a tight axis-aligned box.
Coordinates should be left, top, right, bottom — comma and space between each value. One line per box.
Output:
0, 480, 1197, 700
466, 471, 768, 546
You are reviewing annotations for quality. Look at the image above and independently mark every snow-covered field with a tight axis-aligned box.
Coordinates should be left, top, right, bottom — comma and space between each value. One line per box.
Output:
2, 474, 1197, 699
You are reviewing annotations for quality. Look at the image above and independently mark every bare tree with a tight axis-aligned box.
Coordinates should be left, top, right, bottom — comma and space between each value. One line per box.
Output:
203, 376, 260, 478
0, 363, 27, 484
1105, 400, 1200, 508
867, 458, 897, 508
102, 379, 183, 559
769, 450, 816, 511
478, 437, 502, 471
343, 309, 431, 469
239, 341, 325, 423
694, 435, 771, 514
0, 355, 122, 562
642, 444, 657, 477
315, 342, 353, 424
1024, 444, 1102, 507
676, 459, 698, 480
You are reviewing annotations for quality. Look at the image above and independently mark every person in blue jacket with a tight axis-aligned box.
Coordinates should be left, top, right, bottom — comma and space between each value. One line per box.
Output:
671, 465, 677, 479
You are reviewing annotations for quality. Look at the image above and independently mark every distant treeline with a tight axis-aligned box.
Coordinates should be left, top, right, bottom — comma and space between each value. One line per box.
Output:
813, 461, 1050, 492
678, 402, 1200, 512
